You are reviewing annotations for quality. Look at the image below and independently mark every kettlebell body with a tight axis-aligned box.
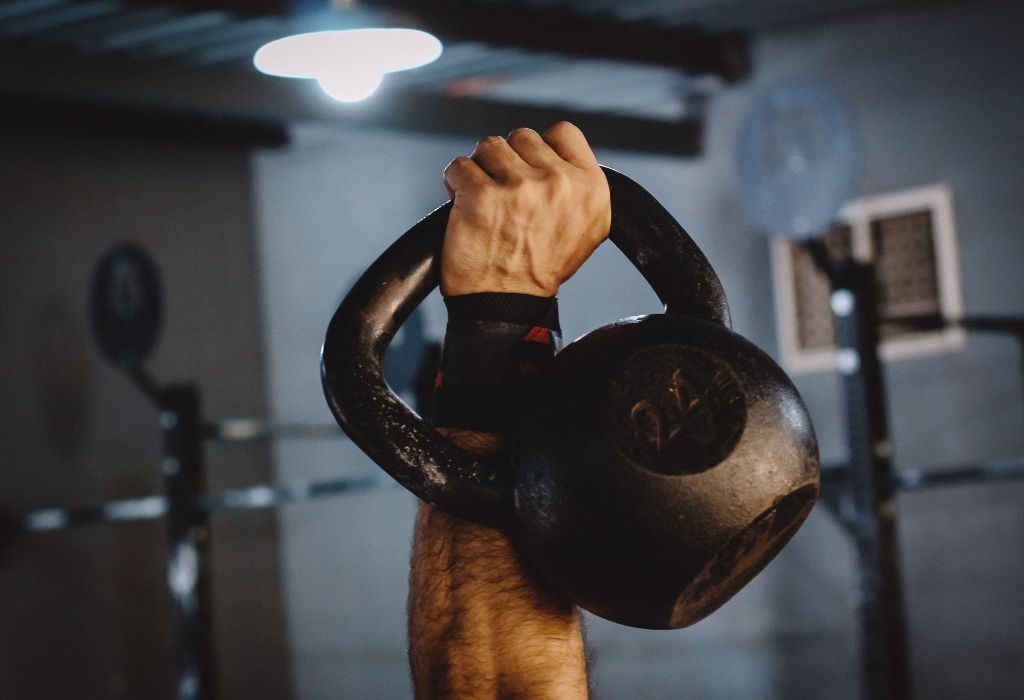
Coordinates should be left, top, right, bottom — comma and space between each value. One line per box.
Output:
321, 167, 820, 629
511, 314, 818, 629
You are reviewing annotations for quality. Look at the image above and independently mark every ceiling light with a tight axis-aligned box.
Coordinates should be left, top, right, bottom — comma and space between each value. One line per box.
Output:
253, 28, 442, 104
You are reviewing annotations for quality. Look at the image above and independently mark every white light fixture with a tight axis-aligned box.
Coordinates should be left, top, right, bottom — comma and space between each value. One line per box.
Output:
254, 28, 442, 103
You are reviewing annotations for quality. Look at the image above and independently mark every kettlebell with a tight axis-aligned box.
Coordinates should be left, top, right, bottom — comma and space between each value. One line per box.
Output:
321, 168, 820, 630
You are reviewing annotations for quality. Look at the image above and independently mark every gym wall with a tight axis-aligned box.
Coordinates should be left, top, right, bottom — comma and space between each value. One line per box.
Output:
0, 131, 292, 699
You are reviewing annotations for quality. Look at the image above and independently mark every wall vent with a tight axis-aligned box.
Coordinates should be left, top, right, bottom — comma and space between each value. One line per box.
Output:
772, 183, 965, 374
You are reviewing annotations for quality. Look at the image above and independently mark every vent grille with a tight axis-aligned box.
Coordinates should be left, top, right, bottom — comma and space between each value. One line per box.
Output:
872, 210, 942, 323
772, 184, 964, 373
790, 225, 851, 352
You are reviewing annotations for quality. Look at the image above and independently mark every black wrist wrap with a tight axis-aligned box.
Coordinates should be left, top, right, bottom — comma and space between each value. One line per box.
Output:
432, 293, 562, 432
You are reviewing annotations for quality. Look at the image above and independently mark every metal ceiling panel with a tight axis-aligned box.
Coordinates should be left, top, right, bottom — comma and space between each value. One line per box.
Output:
98, 10, 230, 49
0, 0, 67, 21
0, 0, 119, 36
0, 0, 956, 153
138, 16, 283, 57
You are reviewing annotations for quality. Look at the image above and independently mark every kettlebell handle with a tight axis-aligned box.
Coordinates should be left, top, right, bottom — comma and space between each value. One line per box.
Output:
321, 167, 730, 525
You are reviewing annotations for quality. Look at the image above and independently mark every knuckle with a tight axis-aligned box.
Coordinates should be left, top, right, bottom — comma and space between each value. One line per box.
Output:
504, 171, 526, 187
547, 120, 578, 136
543, 167, 572, 191
507, 127, 539, 142
446, 155, 472, 171
475, 135, 503, 149
472, 183, 497, 204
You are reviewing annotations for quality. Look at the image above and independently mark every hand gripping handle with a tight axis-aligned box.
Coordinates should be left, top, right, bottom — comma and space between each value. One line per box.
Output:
320, 167, 729, 526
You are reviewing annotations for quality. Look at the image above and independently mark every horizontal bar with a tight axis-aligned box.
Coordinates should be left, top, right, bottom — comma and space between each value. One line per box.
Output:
20, 494, 169, 532
12, 475, 378, 533
896, 458, 1024, 491
823, 458, 1024, 496
197, 476, 377, 513
206, 418, 343, 442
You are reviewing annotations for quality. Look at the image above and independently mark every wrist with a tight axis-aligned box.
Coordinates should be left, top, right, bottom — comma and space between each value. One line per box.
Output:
440, 276, 559, 298
432, 293, 561, 434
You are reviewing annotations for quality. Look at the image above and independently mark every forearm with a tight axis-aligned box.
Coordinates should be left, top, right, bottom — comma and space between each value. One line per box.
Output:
407, 122, 606, 699
408, 430, 587, 699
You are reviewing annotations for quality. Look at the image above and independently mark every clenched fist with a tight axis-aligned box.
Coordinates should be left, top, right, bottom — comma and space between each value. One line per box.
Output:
440, 122, 611, 298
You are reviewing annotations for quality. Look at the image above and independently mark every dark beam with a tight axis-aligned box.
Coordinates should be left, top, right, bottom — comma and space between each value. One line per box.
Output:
0, 92, 290, 147
373, 91, 701, 155
0, 42, 703, 155
365, 0, 750, 81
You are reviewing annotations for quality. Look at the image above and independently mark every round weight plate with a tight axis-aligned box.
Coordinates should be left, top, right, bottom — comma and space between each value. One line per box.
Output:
89, 242, 163, 368
736, 79, 859, 238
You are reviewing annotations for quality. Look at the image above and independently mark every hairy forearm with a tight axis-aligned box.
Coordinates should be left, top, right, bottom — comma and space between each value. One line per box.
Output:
409, 122, 603, 698
408, 429, 587, 699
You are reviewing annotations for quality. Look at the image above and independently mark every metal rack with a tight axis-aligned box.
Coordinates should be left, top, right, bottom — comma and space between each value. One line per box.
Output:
808, 240, 1024, 700
0, 242, 434, 700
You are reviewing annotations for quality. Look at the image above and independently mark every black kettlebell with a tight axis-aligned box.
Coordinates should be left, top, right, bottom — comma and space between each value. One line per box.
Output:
321, 168, 820, 629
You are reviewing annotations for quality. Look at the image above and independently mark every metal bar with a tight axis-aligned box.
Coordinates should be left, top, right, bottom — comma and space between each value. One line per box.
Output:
205, 418, 343, 442
10, 475, 376, 534
896, 459, 1024, 491
830, 262, 913, 700
15, 455, 1016, 535
197, 476, 377, 513
160, 385, 217, 700
19, 495, 169, 532
825, 458, 1024, 503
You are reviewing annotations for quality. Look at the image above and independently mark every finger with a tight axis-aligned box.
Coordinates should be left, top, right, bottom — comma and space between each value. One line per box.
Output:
542, 121, 599, 169
506, 127, 561, 168
443, 156, 490, 198
470, 135, 524, 181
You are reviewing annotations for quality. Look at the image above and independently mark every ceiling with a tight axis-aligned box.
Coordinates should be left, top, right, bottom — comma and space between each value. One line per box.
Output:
0, 0, 944, 154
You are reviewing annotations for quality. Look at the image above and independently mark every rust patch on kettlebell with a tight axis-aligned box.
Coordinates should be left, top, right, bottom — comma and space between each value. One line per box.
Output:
602, 344, 746, 475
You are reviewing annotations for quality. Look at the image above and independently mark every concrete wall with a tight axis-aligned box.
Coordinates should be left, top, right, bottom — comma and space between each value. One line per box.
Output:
253, 1, 1023, 698
0, 129, 292, 699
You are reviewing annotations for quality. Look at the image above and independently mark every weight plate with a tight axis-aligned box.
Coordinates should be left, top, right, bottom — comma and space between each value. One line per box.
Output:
89, 242, 163, 368
737, 79, 859, 238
